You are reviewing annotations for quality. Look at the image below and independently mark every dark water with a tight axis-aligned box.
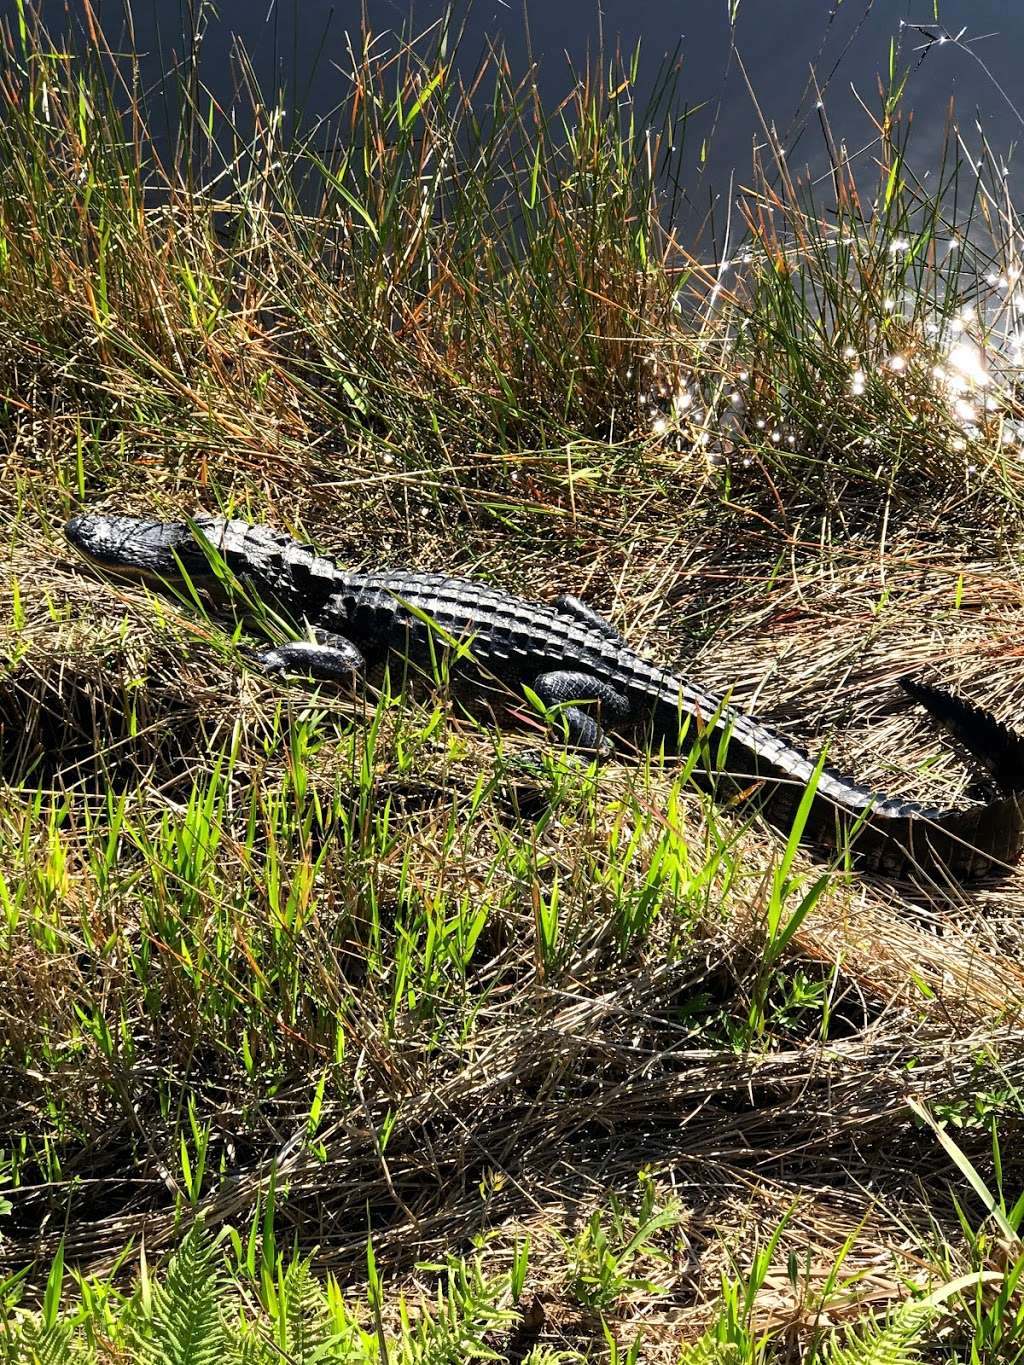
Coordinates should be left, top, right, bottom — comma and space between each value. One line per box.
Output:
41, 1, 1024, 205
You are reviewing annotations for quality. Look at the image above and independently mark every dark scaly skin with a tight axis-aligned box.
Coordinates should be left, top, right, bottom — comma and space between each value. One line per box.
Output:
64, 513, 1024, 881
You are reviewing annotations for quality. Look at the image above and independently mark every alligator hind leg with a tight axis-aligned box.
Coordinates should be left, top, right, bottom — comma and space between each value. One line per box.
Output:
530, 669, 630, 753
256, 631, 365, 684
553, 595, 626, 646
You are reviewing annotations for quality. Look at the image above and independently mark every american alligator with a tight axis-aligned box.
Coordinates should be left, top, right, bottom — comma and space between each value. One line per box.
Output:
64, 511, 1024, 880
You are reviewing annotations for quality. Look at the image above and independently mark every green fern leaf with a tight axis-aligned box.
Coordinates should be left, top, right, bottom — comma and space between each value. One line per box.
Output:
520, 1351, 588, 1365
136, 1222, 226, 1365
676, 1338, 739, 1365
8, 1318, 85, 1365
281, 1256, 332, 1361
823, 1301, 935, 1365
221, 1325, 278, 1365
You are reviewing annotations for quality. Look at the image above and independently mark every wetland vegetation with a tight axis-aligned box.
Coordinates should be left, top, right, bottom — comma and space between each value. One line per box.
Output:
2, 1, 1024, 1360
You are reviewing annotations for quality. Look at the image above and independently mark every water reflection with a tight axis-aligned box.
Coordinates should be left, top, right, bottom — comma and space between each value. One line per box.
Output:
41, 0, 1024, 202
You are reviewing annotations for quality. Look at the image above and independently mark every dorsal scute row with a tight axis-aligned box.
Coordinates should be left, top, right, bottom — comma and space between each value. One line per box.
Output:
195, 518, 340, 604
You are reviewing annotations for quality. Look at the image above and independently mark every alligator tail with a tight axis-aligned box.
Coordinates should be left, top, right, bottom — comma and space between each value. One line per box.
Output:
899, 675, 1024, 793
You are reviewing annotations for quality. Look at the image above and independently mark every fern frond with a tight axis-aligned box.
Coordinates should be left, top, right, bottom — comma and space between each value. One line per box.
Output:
676, 1337, 740, 1365
519, 1350, 588, 1365
6, 1318, 86, 1365
221, 1325, 278, 1365
136, 1222, 226, 1365
281, 1255, 332, 1361
391, 1251, 518, 1365
823, 1301, 936, 1365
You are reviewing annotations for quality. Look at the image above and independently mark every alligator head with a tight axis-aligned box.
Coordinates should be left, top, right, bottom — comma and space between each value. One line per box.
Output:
64, 514, 223, 586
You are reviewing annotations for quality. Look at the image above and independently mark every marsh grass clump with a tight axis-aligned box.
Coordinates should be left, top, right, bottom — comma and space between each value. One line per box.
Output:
3, 1, 1024, 1359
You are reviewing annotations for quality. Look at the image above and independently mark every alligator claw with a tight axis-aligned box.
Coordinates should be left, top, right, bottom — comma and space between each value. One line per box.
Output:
256, 640, 364, 684
553, 594, 626, 646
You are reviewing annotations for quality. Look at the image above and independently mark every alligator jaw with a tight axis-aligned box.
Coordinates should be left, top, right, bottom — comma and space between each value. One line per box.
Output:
64, 514, 217, 586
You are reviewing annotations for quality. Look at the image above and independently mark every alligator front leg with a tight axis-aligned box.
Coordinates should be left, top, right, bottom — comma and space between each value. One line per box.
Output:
553, 594, 626, 646
256, 630, 365, 684
530, 670, 630, 753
